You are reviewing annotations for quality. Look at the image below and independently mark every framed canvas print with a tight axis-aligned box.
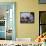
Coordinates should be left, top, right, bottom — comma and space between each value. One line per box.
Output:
20, 12, 34, 23
0, 2, 16, 40
39, 0, 46, 4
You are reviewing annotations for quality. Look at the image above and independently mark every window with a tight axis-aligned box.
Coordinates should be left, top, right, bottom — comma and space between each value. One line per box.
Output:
39, 11, 46, 35
0, 2, 16, 40
39, 0, 46, 4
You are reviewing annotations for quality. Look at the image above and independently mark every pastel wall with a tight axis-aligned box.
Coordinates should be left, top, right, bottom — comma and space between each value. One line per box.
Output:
0, 0, 46, 40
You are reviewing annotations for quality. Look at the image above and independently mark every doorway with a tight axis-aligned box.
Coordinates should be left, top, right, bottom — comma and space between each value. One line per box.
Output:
0, 2, 16, 40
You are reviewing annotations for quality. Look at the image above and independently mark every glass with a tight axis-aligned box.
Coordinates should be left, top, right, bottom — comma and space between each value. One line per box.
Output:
39, 11, 46, 35
0, 2, 16, 40
39, 0, 46, 4
40, 25, 46, 34
6, 29, 12, 40
0, 32, 5, 40
40, 11, 46, 24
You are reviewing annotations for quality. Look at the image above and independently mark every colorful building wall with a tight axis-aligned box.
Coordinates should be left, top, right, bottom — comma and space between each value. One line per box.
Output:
0, 0, 46, 39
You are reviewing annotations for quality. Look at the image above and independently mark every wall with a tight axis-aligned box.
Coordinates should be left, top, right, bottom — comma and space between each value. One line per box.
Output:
16, 0, 39, 39
0, 0, 46, 40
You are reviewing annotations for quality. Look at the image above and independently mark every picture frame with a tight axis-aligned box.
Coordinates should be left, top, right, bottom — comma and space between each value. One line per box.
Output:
20, 12, 34, 23
39, 0, 46, 4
